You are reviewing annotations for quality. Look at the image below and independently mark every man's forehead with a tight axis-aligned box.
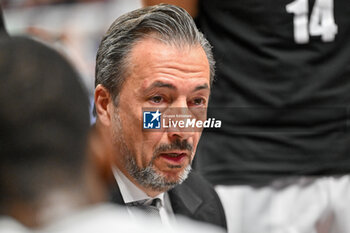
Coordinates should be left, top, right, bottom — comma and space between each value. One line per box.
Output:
126, 38, 210, 85
129, 37, 209, 67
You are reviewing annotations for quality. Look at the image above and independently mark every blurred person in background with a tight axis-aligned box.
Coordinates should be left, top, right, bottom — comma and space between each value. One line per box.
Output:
143, 1, 350, 233
2, 0, 142, 124
0, 35, 102, 232
94, 4, 227, 230
0, 36, 139, 233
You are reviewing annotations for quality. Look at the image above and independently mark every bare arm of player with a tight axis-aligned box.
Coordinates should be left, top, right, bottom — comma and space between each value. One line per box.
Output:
142, 0, 199, 18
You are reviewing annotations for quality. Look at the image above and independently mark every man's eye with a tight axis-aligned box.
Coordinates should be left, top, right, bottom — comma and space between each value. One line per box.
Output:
190, 98, 206, 106
149, 96, 163, 104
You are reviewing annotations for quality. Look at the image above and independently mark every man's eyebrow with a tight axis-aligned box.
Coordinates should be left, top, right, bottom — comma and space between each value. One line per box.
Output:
192, 83, 209, 92
145, 81, 176, 92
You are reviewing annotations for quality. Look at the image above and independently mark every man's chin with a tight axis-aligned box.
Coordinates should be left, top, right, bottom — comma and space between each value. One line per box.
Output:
159, 171, 185, 182
156, 165, 192, 185
144, 181, 178, 192
126, 156, 192, 192
141, 166, 192, 192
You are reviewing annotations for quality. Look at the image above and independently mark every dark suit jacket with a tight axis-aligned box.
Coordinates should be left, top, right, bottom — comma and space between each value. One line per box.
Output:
110, 171, 227, 231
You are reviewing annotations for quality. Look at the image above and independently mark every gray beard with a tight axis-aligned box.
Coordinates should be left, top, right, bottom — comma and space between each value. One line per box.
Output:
125, 154, 192, 191
111, 109, 191, 192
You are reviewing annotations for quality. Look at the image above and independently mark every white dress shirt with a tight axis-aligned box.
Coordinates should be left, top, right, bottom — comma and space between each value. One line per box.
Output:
112, 167, 176, 227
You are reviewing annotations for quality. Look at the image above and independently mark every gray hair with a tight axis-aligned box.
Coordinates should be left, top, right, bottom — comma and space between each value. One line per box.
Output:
95, 4, 215, 103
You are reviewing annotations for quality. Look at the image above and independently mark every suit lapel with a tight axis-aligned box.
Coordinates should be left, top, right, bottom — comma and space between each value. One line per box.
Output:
168, 181, 203, 216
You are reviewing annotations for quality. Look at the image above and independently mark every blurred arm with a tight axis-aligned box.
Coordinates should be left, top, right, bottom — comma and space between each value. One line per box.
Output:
142, 0, 199, 18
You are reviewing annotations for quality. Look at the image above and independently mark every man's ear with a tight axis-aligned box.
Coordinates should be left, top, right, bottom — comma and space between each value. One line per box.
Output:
94, 84, 113, 126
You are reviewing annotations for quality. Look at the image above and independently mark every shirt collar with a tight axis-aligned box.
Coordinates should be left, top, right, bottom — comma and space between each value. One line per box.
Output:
112, 166, 164, 205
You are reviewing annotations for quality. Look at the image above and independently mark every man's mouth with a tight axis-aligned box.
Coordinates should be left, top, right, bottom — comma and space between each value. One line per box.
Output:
159, 152, 188, 163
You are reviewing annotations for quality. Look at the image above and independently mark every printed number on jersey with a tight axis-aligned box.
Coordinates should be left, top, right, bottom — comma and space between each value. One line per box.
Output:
286, 0, 338, 44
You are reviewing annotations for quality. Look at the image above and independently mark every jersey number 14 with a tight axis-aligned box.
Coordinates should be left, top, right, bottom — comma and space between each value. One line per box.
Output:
286, 0, 338, 44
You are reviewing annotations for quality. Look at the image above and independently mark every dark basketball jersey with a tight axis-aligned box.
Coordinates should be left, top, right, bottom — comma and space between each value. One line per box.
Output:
195, 0, 350, 185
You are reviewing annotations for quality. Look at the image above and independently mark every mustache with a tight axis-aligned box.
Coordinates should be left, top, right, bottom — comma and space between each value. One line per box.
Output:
154, 139, 193, 156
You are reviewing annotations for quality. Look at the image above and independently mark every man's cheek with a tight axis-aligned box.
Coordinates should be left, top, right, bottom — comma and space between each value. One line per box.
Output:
191, 135, 201, 157
144, 131, 164, 144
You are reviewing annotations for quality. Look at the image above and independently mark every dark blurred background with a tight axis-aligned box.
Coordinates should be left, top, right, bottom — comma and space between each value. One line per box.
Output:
1, 0, 141, 123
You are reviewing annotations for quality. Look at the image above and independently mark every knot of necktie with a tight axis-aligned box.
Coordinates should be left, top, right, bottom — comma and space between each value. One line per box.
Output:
127, 198, 162, 208
147, 198, 162, 208
127, 198, 162, 223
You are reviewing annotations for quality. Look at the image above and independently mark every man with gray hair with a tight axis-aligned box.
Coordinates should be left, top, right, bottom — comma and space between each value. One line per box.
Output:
94, 4, 226, 230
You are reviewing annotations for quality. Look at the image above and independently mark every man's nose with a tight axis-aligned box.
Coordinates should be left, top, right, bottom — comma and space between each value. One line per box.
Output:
167, 98, 195, 141
167, 128, 195, 142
